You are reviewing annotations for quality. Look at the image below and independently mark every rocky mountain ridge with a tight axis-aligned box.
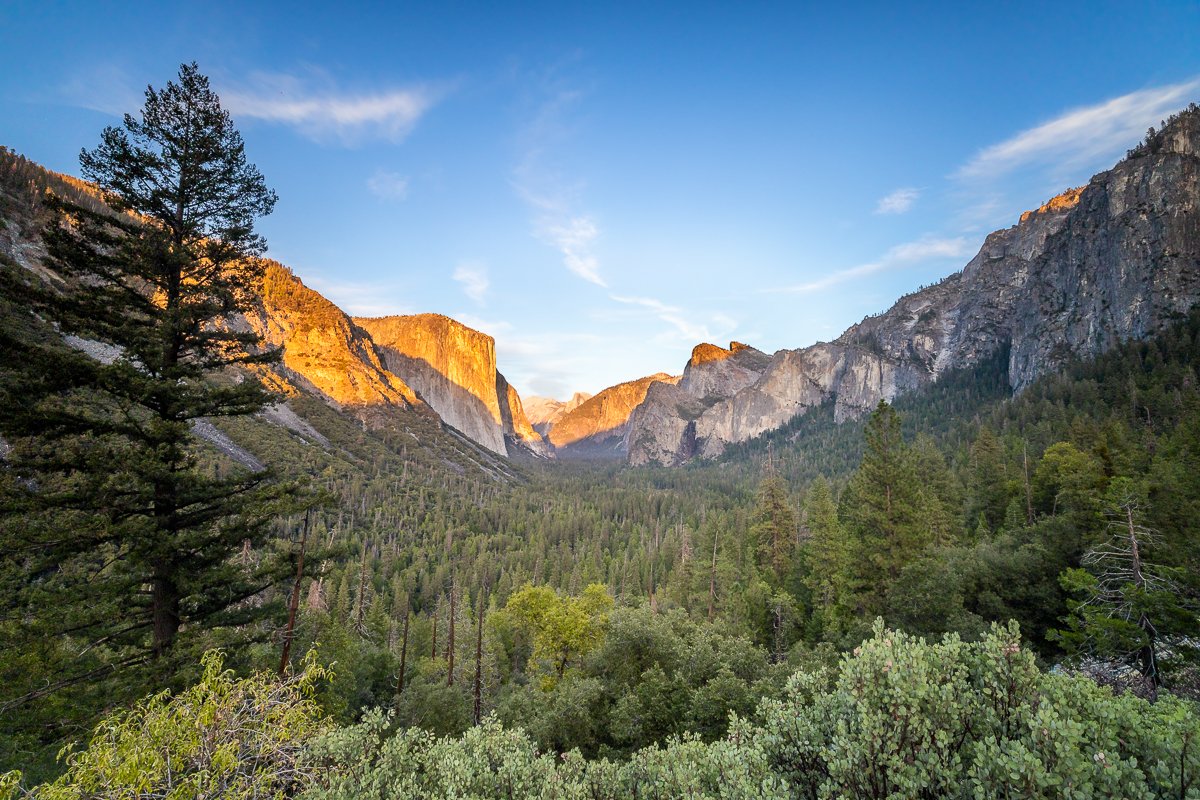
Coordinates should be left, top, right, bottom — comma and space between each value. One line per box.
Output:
626, 106, 1200, 464
246, 271, 549, 458
548, 373, 680, 458
6, 104, 1200, 469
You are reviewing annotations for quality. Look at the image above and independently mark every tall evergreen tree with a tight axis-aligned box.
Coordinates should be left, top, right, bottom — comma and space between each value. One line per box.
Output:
0, 63, 308, 725
750, 461, 797, 586
800, 476, 848, 632
840, 401, 928, 616
965, 427, 1009, 537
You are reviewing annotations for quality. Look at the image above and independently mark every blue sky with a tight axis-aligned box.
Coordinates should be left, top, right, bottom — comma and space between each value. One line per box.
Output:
2, 2, 1199, 399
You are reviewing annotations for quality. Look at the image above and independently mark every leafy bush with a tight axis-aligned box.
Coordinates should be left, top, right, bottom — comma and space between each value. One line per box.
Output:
7, 626, 1197, 799
755, 620, 1200, 799
305, 622, 1200, 799
2, 650, 330, 799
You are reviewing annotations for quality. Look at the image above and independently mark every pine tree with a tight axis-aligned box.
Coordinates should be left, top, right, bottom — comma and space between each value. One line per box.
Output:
965, 428, 1009, 537
0, 63, 309, 715
750, 462, 797, 586
840, 401, 928, 616
1054, 478, 1198, 697
801, 476, 849, 631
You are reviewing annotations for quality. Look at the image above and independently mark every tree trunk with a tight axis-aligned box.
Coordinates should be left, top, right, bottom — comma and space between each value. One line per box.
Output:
397, 607, 410, 696
151, 572, 180, 659
279, 510, 310, 676
473, 590, 485, 724
446, 577, 456, 687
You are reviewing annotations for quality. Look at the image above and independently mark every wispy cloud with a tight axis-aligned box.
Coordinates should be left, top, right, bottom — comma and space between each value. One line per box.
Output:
875, 187, 919, 215
781, 236, 972, 294
58, 64, 442, 145
541, 216, 605, 286
512, 64, 608, 287
59, 63, 143, 116
367, 169, 409, 200
453, 263, 489, 305
608, 294, 739, 345
956, 78, 1200, 180
221, 70, 441, 144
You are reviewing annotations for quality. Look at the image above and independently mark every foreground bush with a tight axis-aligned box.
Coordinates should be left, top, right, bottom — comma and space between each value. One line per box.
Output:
6, 624, 1198, 799
756, 620, 1200, 799
1, 651, 330, 799
305, 622, 1200, 799
303, 712, 782, 799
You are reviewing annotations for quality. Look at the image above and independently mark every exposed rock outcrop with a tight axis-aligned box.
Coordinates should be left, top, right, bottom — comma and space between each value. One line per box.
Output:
355, 314, 549, 458
624, 343, 771, 465
549, 373, 679, 458
627, 106, 1200, 465
248, 263, 421, 410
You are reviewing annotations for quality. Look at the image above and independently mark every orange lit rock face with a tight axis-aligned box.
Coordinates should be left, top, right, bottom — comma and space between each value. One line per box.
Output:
247, 269, 546, 457
688, 341, 753, 367
250, 263, 420, 409
356, 314, 505, 453
355, 314, 547, 457
1019, 186, 1084, 223
548, 373, 679, 454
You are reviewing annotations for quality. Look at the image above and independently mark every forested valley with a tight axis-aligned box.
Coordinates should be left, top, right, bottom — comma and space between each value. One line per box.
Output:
1, 65, 1199, 798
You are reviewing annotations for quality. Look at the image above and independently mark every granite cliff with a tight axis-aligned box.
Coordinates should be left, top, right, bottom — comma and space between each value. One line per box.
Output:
548, 373, 679, 458
248, 263, 422, 410
355, 313, 549, 458
627, 106, 1200, 465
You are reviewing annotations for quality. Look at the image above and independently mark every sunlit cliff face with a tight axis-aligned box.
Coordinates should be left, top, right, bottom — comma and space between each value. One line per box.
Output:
688, 341, 752, 367
1019, 186, 1084, 224
547, 372, 679, 450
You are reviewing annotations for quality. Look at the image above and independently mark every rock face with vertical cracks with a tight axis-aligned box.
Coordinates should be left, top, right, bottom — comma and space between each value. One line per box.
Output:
355, 314, 549, 458
627, 107, 1200, 465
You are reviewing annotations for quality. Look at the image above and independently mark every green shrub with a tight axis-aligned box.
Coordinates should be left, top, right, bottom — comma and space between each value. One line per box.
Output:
4, 650, 329, 799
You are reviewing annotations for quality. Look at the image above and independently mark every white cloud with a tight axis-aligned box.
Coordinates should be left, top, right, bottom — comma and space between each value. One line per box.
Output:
608, 294, 736, 344
541, 216, 605, 286
782, 236, 973, 294
367, 169, 409, 200
59, 63, 143, 116
221, 71, 439, 144
875, 187, 919, 215
511, 67, 608, 288
452, 264, 489, 305
956, 78, 1200, 180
